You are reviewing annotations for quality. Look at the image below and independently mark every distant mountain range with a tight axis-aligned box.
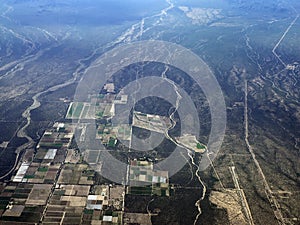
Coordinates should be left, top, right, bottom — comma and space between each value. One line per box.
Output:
227, 0, 292, 14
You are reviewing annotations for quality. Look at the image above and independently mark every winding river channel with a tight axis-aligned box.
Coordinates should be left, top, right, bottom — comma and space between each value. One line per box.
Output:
1, 1, 207, 223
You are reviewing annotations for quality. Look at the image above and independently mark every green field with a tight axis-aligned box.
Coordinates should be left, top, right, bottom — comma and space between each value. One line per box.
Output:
37, 167, 48, 172
196, 142, 205, 149
128, 186, 152, 195
66, 102, 84, 119
108, 137, 117, 147
81, 105, 90, 118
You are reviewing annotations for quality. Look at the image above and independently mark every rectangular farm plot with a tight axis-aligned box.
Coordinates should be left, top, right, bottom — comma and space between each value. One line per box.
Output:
26, 184, 52, 205
2, 205, 25, 217
60, 196, 87, 207
22, 162, 60, 184
37, 124, 74, 150
175, 134, 206, 153
128, 160, 170, 196
65, 149, 81, 164
132, 111, 171, 133
66, 101, 115, 120
13, 162, 30, 182
42, 185, 90, 224
84, 150, 101, 164
66, 102, 84, 119
0, 183, 44, 224
96, 124, 130, 147
58, 164, 94, 185
44, 149, 57, 159
114, 124, 131, 141
95, 103, 115, 119
59, 185, 90, 197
